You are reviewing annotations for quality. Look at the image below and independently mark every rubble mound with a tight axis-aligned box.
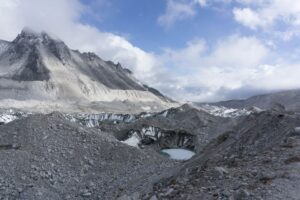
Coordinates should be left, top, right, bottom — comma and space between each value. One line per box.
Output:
145, 110, 300, 200
0, 112, 175, 199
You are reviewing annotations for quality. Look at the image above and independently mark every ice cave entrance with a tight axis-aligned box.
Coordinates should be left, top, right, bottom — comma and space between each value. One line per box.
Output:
161, 148, 195, 161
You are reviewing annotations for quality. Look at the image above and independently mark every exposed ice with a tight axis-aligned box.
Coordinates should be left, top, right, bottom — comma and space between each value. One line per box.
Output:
0, 109, 31, 124
0, 114, 18, 124
199, 104, 251, 118
121, 133, 140, 147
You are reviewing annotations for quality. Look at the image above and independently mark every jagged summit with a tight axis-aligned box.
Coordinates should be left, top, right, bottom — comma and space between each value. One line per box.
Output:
14, 28, 61, 42
0, 28, 174, 113
14, 28, 46, 42
12, 28, 64, 54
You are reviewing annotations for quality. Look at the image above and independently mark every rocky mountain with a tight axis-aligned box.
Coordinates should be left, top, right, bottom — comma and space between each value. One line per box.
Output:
0, 28, 173, 113
205, 89, 300, 111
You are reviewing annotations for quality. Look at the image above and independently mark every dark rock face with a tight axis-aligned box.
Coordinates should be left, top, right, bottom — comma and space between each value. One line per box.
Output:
76, 53, 145, 90
44, 37, 71, 63
12, 47, 50, 81
158, 130, 195, 150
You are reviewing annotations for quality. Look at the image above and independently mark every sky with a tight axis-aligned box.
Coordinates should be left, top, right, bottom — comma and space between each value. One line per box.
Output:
1, 0, 300, 102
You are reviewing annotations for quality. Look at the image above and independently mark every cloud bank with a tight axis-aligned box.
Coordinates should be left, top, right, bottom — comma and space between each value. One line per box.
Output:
155, 0, 300, 101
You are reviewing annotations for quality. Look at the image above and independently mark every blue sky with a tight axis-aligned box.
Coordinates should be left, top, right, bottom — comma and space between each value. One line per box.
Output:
1, 0, 300, 102
80, 0, 241, 53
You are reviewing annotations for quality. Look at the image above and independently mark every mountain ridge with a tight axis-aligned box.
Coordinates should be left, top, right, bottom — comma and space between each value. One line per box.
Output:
204, 89, 300, 111
0, 28, 175, 113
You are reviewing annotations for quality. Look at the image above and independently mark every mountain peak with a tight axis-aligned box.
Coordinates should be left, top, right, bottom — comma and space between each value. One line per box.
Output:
21, 27, 41, 36
14, 28, 60, 45
18, 28, 44, 41
0, 28, 173, 106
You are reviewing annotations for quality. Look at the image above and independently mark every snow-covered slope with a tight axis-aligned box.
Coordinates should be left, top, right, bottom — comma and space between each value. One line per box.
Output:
0, 28, 173, 112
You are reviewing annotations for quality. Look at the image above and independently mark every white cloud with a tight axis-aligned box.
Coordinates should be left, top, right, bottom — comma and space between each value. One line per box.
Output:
158, 35, 278, 101
191, 0, 300, 40
233, 0, 300, 37
161, 38, 206, 67
158, 0, 196, 28
194, 0, 207, 7
233, 8, 263, 30
157, 33, 300, 101
208, 35, 268, 67
235, 0, 265, 5
157, 0, 232, 28
161, 35, 268, 69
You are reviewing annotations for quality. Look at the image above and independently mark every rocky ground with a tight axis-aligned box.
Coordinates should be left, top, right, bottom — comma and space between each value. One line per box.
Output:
143, 109, 300, 200
0, 112, 176, 200
0, 104, 299, 199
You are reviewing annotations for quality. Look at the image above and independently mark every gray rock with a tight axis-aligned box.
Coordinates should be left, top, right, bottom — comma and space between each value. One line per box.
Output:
214, 167, 229, 178
233, 189, 250, 200
149, 195, 158, 200
0, 113, 175, 200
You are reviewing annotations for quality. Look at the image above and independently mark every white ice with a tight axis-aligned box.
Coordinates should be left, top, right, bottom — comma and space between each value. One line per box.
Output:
121, 133, 140, 147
